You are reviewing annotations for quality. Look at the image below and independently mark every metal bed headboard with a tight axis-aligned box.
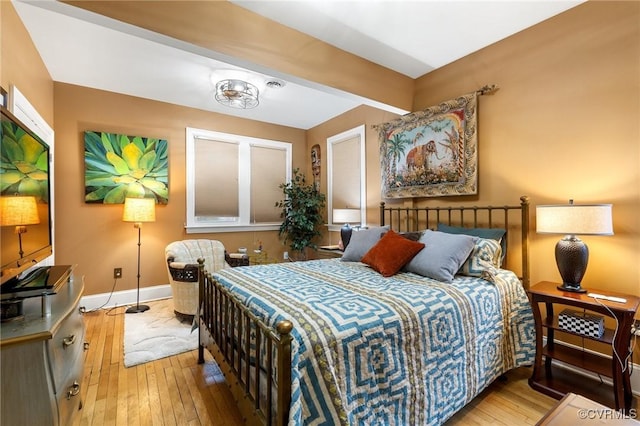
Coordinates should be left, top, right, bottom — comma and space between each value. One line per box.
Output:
380, 196, 530, 289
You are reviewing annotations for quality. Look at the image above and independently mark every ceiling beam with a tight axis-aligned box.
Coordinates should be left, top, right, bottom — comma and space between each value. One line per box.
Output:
64, 0, 414, 112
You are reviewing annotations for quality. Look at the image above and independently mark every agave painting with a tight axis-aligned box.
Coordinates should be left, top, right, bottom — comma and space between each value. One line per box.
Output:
84, 131, 168, 204
1, 116, 49, 202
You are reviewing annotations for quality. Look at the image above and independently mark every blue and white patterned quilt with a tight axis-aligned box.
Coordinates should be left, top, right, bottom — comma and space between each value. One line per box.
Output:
213, 259, 535, 426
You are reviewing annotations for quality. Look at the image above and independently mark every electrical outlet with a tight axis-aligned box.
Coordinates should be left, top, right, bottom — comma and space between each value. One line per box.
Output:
114, 267, 122, 279
283, 251, 288, 260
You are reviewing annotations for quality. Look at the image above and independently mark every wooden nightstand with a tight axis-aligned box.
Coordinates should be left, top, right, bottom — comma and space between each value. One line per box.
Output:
316, 247, 343, 259
248, 250, 276, 265
528, 281, 640, 411
225, 251, 249, 267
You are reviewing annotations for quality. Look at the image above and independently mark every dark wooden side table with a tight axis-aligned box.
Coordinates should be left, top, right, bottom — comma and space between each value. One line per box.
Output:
528, 281, 640, 411
225, 251, 250, 267
316, 247, 343, 259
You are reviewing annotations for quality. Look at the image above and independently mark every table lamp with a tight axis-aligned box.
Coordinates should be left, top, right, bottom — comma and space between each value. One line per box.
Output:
536, 200, 613, 293
333, 208, 361, 249
0, 195, 40, 258
122, 197, 156, 313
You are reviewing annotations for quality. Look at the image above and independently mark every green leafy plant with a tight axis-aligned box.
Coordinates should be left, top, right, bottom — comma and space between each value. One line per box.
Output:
84, 131, 168, 204
276, 168, 326, 261
1, 118, 49, 202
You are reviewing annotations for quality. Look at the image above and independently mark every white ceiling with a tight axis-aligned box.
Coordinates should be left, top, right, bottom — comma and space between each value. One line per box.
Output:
12, 0, 584, 130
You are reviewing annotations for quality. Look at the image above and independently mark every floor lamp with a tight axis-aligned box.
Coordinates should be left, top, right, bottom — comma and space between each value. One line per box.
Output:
122, 197, 156, 314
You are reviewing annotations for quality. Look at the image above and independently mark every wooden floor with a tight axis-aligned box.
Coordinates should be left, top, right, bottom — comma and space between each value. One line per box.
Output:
74, 306, 557, 426
74, 306, 244, 426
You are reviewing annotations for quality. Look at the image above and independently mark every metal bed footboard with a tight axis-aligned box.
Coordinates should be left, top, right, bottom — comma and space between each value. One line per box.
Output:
197, 260, 293, 426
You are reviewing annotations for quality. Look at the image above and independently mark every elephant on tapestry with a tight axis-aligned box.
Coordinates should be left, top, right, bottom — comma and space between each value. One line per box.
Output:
405, 140, 440, 170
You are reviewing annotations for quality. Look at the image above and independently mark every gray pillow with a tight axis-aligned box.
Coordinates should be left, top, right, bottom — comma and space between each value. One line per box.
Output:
404, 230, 477, 283
341, 226, 389, 262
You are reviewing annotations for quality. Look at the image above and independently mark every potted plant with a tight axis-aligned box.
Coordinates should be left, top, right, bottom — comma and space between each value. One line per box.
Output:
276, 168, 326, 261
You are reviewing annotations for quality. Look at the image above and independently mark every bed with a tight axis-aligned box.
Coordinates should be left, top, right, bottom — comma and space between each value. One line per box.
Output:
197, 196, 535, 425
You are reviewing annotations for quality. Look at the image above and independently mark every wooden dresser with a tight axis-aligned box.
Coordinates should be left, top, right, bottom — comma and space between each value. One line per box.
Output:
1, 274, 85, 425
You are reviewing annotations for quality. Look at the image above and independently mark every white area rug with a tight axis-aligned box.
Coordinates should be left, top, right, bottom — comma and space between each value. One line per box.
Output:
123, 298, 197, 367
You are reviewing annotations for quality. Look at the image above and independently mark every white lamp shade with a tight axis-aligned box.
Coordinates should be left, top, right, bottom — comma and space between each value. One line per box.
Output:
0, 196, 40, 226
122, 198, 156, 223
333, 208, 361, 224
536, 203, 613, 235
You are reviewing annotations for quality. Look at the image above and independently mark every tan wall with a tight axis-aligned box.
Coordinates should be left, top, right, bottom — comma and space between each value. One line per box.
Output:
412, 1, 640, 296
306, 105, 400, 245
53, 83, 306, 295
300, 0, 640, 364
0, 2, 54, 124
4, 1, 639, 304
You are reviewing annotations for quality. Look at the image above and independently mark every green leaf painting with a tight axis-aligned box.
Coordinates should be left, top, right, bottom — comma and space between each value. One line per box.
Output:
1, 117, 49, 202
84, 131, 168, 204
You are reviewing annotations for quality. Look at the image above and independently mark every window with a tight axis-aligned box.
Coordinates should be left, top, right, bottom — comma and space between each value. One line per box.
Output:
327, 125, 366, 229
186, 127, 291, 232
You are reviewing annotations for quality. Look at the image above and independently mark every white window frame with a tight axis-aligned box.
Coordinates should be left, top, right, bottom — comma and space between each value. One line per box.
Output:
185, 127, 291, 233
327, 125, 366, 231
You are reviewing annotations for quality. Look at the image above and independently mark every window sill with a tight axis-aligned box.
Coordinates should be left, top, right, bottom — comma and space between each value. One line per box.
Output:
185, 224, 281, 234
326, 224, 368, 232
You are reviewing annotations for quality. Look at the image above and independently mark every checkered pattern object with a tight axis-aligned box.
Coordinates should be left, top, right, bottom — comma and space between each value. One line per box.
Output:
558, 308, 604, 338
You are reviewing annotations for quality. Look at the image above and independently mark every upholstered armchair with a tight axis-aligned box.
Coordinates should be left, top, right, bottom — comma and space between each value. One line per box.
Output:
165, 239, 247, 319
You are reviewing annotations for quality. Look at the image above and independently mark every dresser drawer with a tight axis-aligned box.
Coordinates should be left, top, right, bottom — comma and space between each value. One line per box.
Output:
56, 347, 84, 426
47, 302, 85, 392
1, 276, 85, 426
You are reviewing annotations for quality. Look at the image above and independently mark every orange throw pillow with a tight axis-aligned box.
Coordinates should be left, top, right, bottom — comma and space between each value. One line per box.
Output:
361, 229, 425, 277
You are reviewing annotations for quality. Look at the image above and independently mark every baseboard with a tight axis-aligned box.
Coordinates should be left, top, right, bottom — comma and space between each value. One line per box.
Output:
543, 336, 640, 397
80, 284, 172, 311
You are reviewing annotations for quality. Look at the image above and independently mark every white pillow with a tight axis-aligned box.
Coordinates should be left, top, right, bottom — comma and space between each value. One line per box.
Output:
459, 238, 502, 282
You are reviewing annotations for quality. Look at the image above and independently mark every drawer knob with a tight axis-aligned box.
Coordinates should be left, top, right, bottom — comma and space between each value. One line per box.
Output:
62, 334, 76, 348
66, 381, 81, 400
84, 341, 90, 351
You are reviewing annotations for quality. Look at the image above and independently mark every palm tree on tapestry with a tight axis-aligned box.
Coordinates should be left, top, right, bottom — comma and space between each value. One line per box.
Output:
385, 133, 411, 183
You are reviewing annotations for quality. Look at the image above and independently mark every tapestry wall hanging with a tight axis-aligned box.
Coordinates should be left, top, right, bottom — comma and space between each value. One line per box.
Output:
375, 85, 496, 199
84, 131, 169, 204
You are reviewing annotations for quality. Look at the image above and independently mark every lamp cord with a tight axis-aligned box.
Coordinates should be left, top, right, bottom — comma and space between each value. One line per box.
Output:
80, 275, 120, 314
589, 298, 636, 373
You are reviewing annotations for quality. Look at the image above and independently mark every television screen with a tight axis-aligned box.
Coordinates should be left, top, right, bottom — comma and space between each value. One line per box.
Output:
0, 106, 53, 286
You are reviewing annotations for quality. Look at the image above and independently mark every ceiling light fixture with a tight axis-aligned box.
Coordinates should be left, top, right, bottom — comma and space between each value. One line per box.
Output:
215, 79, 259, 109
